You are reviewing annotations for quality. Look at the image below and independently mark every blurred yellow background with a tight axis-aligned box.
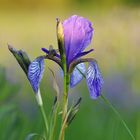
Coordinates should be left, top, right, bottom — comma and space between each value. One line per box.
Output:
0, 0, 140, 140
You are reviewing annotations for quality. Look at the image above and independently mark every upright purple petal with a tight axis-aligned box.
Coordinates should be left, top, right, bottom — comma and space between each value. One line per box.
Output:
70, 63, 86, 88
28, 57, 45, 93
63, 15, 93, 65
86, 62, 103, 99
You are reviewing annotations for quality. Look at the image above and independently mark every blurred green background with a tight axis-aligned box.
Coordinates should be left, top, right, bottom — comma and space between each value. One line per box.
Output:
0, 0, 140, 140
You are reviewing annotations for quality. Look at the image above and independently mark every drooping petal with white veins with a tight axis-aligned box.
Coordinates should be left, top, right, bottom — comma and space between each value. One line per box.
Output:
28, 57, 45, 93
86, 61, 103, 99
70, 63, 86, 88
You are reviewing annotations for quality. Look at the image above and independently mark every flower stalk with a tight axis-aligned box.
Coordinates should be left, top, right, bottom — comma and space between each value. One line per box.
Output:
59, 52, 70, 140
48, 101, 59, 140
36, 90, 49, 139
39, 104, 49, 138
56, 18, 70, 140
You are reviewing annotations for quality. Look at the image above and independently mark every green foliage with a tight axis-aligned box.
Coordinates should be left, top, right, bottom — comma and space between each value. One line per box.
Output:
25, 133, 45, 140
0, 65, 139, 140
0, 67, 44, 140
0, 67, 19, 140
0, 67, 19, 102
66, 97, 82, 126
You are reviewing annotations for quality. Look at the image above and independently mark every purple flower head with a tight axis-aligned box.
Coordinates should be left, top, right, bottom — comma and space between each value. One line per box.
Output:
63, 15, 94, 66
62, 15, 103, 98
42, 15, 103, 99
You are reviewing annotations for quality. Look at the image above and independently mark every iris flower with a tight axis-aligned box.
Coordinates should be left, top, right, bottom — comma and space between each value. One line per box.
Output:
9, 15, 103, 100
9, 15, 103, 99
41, 15, 103, 99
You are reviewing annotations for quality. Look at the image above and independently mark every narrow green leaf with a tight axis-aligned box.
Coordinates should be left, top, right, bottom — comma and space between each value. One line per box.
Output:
25, 133, 45, 140
66, 97, 82, 126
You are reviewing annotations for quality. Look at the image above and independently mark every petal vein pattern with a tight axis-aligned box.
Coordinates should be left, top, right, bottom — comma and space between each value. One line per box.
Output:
70, 63, 86, 88
86, 62, 103, 99
28, 57, 45, 93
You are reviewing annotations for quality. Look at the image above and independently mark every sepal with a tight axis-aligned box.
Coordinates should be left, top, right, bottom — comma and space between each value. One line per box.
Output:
28, 56, 45, 93
70, 63, 86, 88
86, 61, 103, 99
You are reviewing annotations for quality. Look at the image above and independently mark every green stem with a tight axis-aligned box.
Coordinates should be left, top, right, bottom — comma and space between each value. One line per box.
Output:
49, 102, 59, 140
101, 95, 135, 140
59, 105, 72, 140
59, 121, 67, 140
39, 105, 49, 139
35, 90, 49, 139
61, 74, 69, 140
51, 106, 58, 140
57, 19, 69, 140
62, 74, 69, 120
58, 72, 70, 140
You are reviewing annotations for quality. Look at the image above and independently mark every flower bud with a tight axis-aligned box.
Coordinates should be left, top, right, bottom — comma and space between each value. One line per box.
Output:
8, 44, 31, 75
56, 19, 66, 66
57, 19, 64, 43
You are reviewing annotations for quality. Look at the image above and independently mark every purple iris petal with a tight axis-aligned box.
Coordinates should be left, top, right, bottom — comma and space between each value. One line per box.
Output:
28, 57, 45, 93
63, 15, 93, 65
86, 61, 103, 99
70, 63, 86, 88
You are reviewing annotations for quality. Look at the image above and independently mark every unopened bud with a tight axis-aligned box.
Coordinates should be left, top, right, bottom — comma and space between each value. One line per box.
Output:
8, 44, 31, 75
56, 19, 66, 65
